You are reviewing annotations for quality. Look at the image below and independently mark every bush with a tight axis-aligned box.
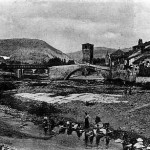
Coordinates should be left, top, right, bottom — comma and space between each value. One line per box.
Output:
0, 94, 61, 117
28, 102, 61, 116
0, 95, 26, 111
0, 82, 16, 91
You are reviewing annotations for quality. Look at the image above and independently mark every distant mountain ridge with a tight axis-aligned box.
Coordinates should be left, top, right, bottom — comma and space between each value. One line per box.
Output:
68, 47, 132, 62
0, 38, 70, 64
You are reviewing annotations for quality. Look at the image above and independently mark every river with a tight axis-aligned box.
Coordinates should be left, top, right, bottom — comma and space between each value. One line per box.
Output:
3, 79, 145, 150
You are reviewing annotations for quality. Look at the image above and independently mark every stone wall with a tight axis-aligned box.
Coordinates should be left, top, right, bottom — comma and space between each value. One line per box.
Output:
48, 65, 80, 80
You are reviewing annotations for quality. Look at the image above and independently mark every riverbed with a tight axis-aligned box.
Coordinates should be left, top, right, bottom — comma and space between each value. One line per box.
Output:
15, 93, 127, 104
1, 79, 150, 150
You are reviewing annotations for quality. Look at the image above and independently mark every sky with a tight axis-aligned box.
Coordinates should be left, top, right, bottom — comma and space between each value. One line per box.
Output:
0, 0, 150, 53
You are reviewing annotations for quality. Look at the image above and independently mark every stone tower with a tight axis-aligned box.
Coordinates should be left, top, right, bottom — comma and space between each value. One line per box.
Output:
105, 51, 110, 66
82, 43, 94, 64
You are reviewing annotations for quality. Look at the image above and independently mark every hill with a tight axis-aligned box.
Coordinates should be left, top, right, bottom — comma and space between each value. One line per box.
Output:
68, 47, 132, 62
0, 38, 70, 64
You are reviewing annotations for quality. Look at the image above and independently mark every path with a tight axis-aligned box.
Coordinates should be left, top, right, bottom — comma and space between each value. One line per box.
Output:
125, 103, 150, 114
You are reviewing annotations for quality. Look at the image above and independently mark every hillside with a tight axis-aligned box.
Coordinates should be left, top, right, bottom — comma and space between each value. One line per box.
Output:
68, 47, 132, 62
0, 38, 70, 64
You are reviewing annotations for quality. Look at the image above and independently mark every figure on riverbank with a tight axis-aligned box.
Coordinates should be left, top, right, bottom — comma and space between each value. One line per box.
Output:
104, 123, 111, 149
124, 88, 128, 95
96, 124, 103, 147
129, 87, 132, 95
76, 123, 83, 139
67, 122, 73, 135
50, 118, 55, 130
49, 117, 55, 133
95, 116, 103, 128
84, 112, 90, 129
95, 116, 101, 124
89, 130, 95, 145
84, 130, 89, 147
133, 138, 145, 149
43, 116, 49, 135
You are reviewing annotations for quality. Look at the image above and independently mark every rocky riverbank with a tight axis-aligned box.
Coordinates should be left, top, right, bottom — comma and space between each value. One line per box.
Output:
1, 79, 150, 149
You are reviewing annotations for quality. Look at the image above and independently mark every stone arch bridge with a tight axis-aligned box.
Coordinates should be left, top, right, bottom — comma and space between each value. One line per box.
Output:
49, 64, 110, 80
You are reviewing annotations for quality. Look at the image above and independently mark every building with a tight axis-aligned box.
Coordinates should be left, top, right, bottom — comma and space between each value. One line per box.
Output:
127, 39, 150, 76
128, 39, 150, 65
82, 43, 94, 64
110, 49, 126, 66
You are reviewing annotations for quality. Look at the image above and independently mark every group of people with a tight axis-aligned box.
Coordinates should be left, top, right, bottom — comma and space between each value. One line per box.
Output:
42, 113, 112, 148
120, 132, 150, 150
42, 113, 150, 150
84, 113, 113, 148
42, 116, 55, 135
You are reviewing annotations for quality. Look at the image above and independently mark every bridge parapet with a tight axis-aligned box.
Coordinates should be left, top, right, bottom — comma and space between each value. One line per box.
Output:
3, 65, 48, 69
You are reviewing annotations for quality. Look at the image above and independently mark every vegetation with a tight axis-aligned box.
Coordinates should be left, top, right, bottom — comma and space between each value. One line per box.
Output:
46, 57, 75, 67
0, 82, 60, 117
93, 58, 105, 65
0, 93, 61, 116
0, 82, 16, 91
28, 102, 61, 116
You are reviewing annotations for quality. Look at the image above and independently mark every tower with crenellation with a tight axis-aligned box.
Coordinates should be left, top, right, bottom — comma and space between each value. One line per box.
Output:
82, 43, 94, 64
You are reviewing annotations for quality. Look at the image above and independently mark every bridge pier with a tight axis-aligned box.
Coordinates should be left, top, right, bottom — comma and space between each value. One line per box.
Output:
16, 69, 21, 78
15, 69, 24, 78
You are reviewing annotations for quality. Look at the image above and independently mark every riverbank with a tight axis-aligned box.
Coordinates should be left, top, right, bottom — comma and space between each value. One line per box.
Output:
16, 80, 150, 137
1, 79, 150, 149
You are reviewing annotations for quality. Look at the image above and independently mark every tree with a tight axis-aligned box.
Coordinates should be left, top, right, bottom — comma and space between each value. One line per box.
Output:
93, 58, 105, 65
67, 60, 75, 65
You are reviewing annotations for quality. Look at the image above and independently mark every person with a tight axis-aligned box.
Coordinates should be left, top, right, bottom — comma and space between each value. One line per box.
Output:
50, 118, 55, 131
128, 87, 132, 95
133, 138, 145, 149
49, 117, 55, 133
95, 116, 101, 124
67, 122, 73, 135
84, 130, 89, 147
95, 116, 103, 128
124, 88, 127, 95
105, 135, 111, 149
43, 116, 49, 135
84, 112, 90, 129
76, 123, 83, 139
89, 130, 95, 145
104, 123, 111, 149
96, 124, 103, 148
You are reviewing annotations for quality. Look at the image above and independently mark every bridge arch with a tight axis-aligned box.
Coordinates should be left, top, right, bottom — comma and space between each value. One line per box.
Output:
64, 66, 98, 80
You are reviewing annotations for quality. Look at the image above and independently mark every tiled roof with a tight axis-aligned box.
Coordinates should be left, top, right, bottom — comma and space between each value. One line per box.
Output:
133, 53, 150, 64
110, 49, 125, 58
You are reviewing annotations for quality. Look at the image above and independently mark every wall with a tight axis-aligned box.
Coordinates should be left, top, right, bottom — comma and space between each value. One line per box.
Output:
48, 65, 80, 80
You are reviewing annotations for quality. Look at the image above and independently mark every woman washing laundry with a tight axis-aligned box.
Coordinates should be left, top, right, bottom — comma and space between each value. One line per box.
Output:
84, 112, 90, 129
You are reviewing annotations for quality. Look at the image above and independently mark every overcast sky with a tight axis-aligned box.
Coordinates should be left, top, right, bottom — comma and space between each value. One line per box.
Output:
0, 0, 150, 53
